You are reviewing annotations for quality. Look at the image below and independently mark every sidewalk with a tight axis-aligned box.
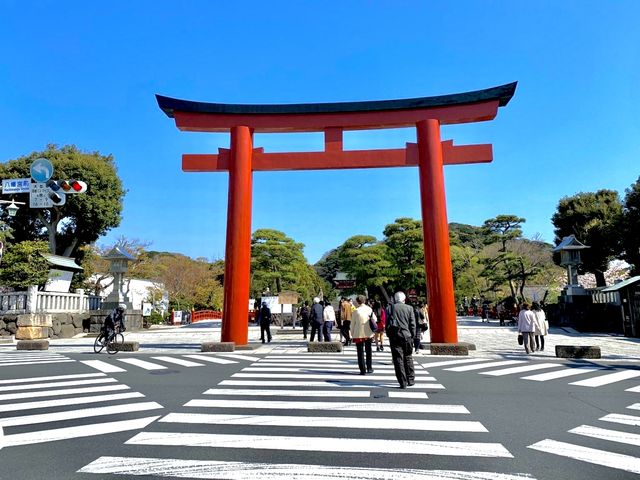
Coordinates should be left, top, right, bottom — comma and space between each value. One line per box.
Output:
3, 317, 639, 361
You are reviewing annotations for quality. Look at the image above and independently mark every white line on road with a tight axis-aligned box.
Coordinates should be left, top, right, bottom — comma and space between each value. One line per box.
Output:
219, 380, 445, 389
203, 389, 370, 397
0, 372, 106, 385
599, 413, 640, 427
241, 366, 396, 372
445, 360, 524, 372
151, 356, 204, 367
81, 360, 127, 373
388, 391, 429, 399
569, 370, 640, 387
570, 424, 640, 446
184, 399, 468, 414
1, 392, 145, 412
528, 438, 640, 475
626, 385, 640, 393
417, 358, 491, 368
126, 432, 513, 457
479, 363, 563, 377
3, 415, 161, 447
231, 373, 435, 381
0, 384, 130, 402
627, 403, 640, 411
216, 354, 260, 362
183, 355, 237, 365
0, 359, 75, 367
79, 456, 536, 479
521, 367, 600, 381
0, 402, 163, 427
0, 377, 117, 393
257, 359, 350, 364
117, 358, 168, 370
160, 412, 486, 432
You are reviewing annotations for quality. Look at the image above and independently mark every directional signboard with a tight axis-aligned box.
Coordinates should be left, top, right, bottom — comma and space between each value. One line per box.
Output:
30, 158, 53, 183
30, 182, 65, 208
1, 178, 31, 194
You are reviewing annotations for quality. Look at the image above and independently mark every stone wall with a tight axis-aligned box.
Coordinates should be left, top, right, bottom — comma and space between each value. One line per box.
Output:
89, 310, 143, 333
0, 315, 18, 337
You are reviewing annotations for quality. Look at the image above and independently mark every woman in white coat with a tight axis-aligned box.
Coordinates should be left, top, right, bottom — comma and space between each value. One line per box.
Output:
532, 302, 548, 351
517, 303, 537, 354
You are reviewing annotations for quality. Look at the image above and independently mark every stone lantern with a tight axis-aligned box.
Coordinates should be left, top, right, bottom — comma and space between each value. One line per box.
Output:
553, 235, 590, 300
102, 244, 135, 310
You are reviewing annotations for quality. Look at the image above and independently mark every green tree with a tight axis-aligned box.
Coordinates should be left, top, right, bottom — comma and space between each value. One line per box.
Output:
336, 235, 392, 295
482, 215, 525, 252
0, 240, 50, 289
551, 190, 623, 286
622, 177, 640, 274
0, 144, 125, 256
382, 217, 425, 293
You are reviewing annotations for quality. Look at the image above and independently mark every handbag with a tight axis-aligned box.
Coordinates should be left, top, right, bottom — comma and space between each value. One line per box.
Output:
368, 313, 377, 333
517, 334, 523, 345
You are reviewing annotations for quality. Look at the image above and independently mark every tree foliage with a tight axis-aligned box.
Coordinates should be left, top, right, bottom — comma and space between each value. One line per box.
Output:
0, 144, 125, 256
0, 240, 50, 289
622, 177, 640, 274
552, 190, 623, 286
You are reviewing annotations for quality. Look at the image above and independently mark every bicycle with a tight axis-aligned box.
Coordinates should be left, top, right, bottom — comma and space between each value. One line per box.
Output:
93, 324, 125, 354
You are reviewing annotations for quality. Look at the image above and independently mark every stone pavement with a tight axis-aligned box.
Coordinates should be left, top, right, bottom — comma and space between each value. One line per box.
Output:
1, 316, 639, 361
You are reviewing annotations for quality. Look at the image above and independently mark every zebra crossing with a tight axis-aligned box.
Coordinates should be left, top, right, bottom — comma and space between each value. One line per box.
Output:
419, 357, 640, 392
0, 351, 75, 367
80, 353, 260, 373
0, 372, 162, 448
78, 352, 537, 479
528, 401, 640, 475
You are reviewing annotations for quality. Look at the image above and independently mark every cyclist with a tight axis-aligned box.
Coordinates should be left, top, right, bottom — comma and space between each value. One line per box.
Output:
104, 303, 126, 337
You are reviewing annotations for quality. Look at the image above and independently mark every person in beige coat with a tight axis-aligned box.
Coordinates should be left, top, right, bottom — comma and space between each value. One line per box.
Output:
532, 301, 548, 351
350, 295, 376, 375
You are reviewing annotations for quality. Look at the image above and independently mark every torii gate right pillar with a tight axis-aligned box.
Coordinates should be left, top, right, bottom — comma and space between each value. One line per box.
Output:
417, 119, 458, 343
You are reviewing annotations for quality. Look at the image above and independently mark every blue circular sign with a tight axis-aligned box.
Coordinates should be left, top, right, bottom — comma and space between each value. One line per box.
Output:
30, 158, 54, 183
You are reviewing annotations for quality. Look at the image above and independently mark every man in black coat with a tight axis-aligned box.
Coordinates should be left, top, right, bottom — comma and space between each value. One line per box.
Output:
299, 301, 311, 339
257, 301, 272, 343
308, 297, 324, 342
386, 291, 416, 388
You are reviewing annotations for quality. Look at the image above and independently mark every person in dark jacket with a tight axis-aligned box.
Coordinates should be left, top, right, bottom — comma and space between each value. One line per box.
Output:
309, 297, 324, 342
299, 301, 311, 339
386, 292, 416, 389
257, 301, 272, 343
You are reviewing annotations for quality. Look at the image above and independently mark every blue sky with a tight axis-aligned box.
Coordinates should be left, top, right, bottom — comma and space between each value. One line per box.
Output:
1, 1, 638, 263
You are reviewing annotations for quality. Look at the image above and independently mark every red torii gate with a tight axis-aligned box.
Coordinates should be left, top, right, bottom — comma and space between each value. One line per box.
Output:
157, 82, 516, 346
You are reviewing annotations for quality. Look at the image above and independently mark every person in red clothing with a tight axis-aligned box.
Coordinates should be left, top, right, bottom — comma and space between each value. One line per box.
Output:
372, 300, 386, 351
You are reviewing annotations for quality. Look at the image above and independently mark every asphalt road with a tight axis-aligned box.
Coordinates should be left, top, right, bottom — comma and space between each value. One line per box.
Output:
1, 348, 639, 479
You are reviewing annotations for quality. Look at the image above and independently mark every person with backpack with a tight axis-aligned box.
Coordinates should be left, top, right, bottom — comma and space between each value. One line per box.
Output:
103, 303, 126, 337
386, 292, 416, 389
257, 301, 272, 344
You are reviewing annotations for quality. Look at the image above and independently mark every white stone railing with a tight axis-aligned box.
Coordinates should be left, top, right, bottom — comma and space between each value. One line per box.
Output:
0, 286, 102, 314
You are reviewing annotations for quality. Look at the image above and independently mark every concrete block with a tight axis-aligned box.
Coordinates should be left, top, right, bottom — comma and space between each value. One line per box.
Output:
59, 324, 76, 338
201, 342, 235, 352
308, 341, 343, 353
113, 341, 139, 352
429, 343, 470, 356
236, 343, 261, 350
15, 326, 48, 340
0, 338, 13, 344
457, 341, 477, 351
17, 314, 52, 327
17, 340, 49, 350
555, 345, 601, 359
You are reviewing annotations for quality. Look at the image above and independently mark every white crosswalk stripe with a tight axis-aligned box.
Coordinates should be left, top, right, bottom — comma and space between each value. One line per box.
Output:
0, 372, 164, 448
81, 360, 127, 373
183, 354, 238, 364
0, 351, 75, 367
79, 456, 536, 479
80, 354, 244, 373
422, 355, 640, 392
151, 356, 204, 367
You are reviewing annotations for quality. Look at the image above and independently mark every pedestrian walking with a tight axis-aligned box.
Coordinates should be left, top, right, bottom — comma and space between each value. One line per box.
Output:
299, 301, 310, 339
349, 295, 375, 374
517, 302, 536, 354
386, 292, 416, 388
532, 301, 548, 351
323, 300, 336, 342
340, 297, 352, 346
372, 300, 386, 351
257, 301, 272, 344
309, 297, 324, 342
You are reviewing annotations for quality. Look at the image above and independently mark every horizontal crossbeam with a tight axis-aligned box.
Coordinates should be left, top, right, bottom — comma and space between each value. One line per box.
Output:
182, 141, 492, 172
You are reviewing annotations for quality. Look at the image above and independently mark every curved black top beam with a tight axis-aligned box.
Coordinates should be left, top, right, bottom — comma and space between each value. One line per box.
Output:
156, 82, 517, 118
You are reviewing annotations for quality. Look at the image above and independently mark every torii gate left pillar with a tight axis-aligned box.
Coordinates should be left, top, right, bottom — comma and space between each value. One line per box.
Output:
157, 82, 516, 346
